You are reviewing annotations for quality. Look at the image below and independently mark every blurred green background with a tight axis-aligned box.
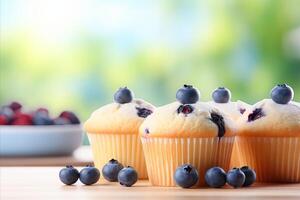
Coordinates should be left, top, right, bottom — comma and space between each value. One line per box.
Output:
1, 0, 300, 127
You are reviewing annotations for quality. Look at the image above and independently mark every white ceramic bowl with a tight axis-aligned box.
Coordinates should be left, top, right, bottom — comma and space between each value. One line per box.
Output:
0, 125, 83, 156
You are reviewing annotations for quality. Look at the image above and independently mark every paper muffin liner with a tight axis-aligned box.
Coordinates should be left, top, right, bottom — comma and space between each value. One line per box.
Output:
88, 133, 147, 179
236, 136, 300, 182
141, 136, 235, 186
230, 142, 242, 168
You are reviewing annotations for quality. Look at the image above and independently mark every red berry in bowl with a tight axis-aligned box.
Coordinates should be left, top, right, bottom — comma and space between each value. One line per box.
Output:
59, 111, 80, 124
9, 101, 22, 112
11, 113, 33, 125
0, 115, 8, 125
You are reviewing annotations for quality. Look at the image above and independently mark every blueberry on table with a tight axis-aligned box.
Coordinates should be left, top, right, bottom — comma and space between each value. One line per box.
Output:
271, 84, 294, 104
205, 167, 227, 188
240, 166, 256, 187
102, 159, 124, 182
174, 164, 199, 188
59, 111, 80, 124
176, 85, 200, 104
79, 165, 100, 185
226, 168, 246, 188
59, 165, 79, 185
118, 166, 138, 187
212, 87, 231, 103
114, 87, 134, 104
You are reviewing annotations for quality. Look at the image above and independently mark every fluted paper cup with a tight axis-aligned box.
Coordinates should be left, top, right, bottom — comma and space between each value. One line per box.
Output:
236, 136, 300, 182
230, 142, 242, 168
141, 136, 235, 186
88, 133, 147, 179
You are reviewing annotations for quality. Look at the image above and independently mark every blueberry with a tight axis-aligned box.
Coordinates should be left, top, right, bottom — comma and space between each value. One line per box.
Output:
205, 167, 227, 188
79, 165, 100, 185
176, 85, 200, 104
177, 105, 194, 115
102, 159, 124, 182
59, 165, 79, 185
54, 117, 71, 125
248, 108, 264, 122
114, 87, 134, 104
226, 168, 246, 188
136, 107, 153, 118
35, 108, 49, 117
210, 112, 225, 137
174, 164, 199, 188
271, 84, 294, 104
212, 87, 231, 103
0, 106, 15, 122
59, 111, 80, 124
33, 113, 54, 125
241, 166, 256, 187
118, 166, 138, 187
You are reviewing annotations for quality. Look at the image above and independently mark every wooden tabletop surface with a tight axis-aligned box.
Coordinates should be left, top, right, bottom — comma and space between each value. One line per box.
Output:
1, 167, 300, 200
0, 146, 93, 166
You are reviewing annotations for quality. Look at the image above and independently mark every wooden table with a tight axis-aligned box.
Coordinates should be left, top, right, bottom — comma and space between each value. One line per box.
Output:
0, 146, 93, 166
1, 167, 300, 200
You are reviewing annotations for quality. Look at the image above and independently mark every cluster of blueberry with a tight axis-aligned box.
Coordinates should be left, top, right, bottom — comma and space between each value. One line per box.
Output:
59, 159, 138, 187
174, 164, 256, 188
0, 101, 80, 125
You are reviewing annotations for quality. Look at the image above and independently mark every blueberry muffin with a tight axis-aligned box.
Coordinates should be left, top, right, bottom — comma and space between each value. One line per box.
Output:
236, 84, 300, 182
84, 87, 155, 179
139, 85, 236, 186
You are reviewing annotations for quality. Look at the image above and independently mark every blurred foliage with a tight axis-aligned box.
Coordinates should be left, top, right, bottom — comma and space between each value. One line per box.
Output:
1, 0, 300, 132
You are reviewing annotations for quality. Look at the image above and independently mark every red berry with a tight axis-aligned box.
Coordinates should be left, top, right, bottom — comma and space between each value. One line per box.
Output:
59, 111, 80, 124
12, 113, 33, 125
9, 102, 22, 112
0, 115, 8, 125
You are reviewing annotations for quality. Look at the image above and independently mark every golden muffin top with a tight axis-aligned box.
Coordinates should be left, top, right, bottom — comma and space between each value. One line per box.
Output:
207, 87, 251, 120
84, 87, 155, 134
206, 100, 251, 121
139, 85, 236, 138
237, 99, 300, 137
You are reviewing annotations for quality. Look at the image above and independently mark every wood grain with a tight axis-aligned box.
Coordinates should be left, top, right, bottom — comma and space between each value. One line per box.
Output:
1, 167, 300, 200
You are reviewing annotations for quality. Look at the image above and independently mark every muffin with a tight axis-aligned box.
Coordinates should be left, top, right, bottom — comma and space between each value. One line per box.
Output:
84, 87, 155, 179
140, 85, 236, 186
236, 84, 300, 182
